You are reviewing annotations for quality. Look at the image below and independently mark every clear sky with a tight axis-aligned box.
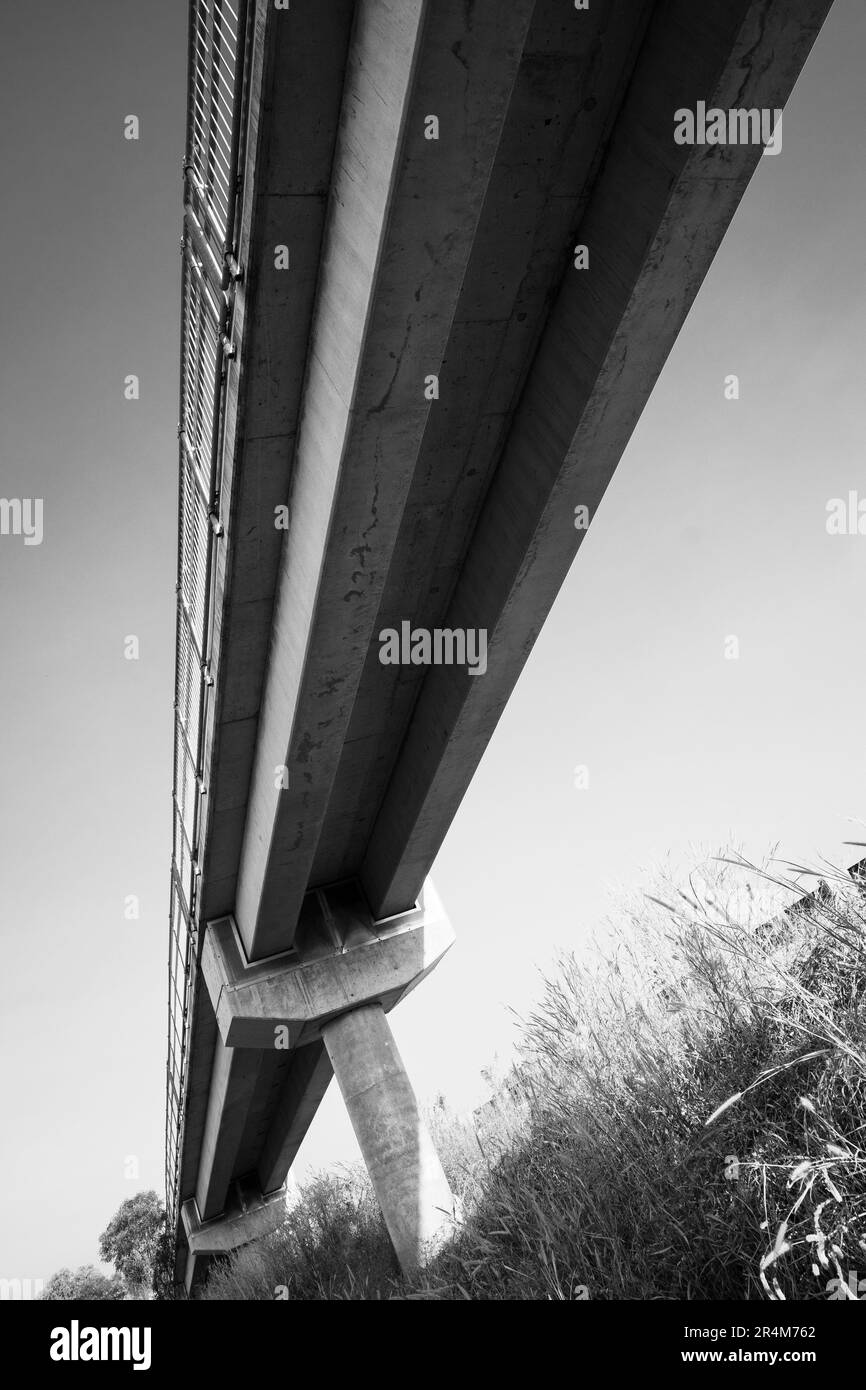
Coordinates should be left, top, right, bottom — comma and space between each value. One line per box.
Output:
1, 0, 864, 1282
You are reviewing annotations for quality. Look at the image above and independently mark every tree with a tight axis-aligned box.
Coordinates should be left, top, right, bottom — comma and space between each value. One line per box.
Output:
98, 1191, 165, 1298
151, 1224, 178, 1301
40, 1266, 126, 1301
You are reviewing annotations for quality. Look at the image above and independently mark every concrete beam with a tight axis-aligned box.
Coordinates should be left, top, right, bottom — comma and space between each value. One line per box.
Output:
180, 1009, 332, 1259
360, 0, 835, 918
312, 0, 657, 885
233, 0, 537, 960
194, 1039, 261, 1222
178, 0, 355, 1262
256, 1041, 333, 1197
198, 0, 356, 924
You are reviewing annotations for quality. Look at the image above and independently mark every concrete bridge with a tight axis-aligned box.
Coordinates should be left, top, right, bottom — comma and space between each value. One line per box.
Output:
167, 0, 833, 1291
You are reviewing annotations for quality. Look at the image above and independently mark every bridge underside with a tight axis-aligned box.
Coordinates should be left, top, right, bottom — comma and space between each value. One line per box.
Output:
172, 0, 833, 1288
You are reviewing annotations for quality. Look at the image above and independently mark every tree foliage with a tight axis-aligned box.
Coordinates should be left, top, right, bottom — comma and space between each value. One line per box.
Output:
97, 1190, 165, 1296
40, 1266, 126, 1301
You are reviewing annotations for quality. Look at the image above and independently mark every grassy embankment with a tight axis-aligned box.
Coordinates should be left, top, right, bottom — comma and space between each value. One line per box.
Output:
199, 855, 866, 1301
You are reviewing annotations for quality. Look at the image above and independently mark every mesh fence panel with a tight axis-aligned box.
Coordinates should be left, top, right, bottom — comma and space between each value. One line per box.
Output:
165, 0, 247, 1233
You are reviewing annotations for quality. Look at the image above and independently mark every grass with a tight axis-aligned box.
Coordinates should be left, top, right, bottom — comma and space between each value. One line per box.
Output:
199, 853, 866, 1301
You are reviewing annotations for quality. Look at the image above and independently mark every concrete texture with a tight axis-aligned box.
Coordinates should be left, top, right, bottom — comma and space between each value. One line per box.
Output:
185, 878, 452, 1266
233, 0, 537, 962
201, 892, 455, 1049
360, 0, 836, 918
322, 1004, 457, 1274
182, 1181, 289, 1294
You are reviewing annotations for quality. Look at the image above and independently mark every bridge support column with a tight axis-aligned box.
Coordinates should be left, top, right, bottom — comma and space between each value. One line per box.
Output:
196, 879, 458, 1277
321, 1002, 456, 1275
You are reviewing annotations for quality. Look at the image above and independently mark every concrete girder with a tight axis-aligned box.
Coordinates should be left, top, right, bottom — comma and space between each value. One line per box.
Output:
255, 1040, 333, 1198
176, 0, 358, 1264
310, 0, 658, 886
195, 1040, 261, 1223
197, 0, 357, 926
359, 0, 835, 919
233, 0, 538, 961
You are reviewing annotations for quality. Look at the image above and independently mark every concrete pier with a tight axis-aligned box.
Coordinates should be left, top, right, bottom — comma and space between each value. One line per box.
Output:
322, 1004, 457, 1274
187, 879, 456, 1285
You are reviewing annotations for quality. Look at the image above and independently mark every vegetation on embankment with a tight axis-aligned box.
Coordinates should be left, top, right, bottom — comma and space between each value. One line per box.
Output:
199, 855, 866, 1301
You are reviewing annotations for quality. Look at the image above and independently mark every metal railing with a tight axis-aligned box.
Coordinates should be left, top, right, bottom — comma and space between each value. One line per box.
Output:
165, 0, 250, 1233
